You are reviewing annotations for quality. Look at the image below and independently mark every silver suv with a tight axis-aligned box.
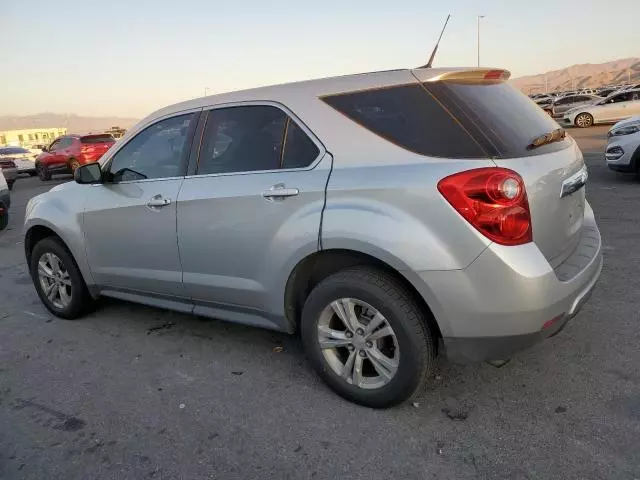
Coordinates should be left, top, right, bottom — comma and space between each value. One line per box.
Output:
24, 68, 603, 408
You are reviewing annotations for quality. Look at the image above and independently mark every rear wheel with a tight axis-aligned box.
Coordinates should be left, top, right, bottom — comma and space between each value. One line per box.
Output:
575, 112, 594, 128
0, 205, 7, 231
7, 181, 14, 191
28, 171, 37, 177
29, 237, 94, 319
301, 267, 436, 408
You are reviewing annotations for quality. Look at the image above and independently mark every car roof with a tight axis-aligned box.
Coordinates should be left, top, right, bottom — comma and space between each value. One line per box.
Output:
143, 67, 498, 122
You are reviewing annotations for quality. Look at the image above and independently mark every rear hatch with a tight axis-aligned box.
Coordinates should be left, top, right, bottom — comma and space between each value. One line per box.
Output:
323, 68, 586, 266
80, 134, 115, 160
412, 69, 585, 267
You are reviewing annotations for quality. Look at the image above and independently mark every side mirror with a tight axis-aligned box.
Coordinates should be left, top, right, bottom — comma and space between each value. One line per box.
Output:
75, 163, 102, 184
41, 145, 48, 152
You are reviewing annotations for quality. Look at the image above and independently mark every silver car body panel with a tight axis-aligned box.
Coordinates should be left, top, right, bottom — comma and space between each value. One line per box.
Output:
24, 67, 603, 357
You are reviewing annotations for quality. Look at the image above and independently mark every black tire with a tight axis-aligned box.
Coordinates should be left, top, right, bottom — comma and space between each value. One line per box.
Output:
574, 112, 594, 128
29, 171, 37, 177
0, 209, 7, 231
29, 237, 94, 319
69, 158, 80, 173
7, 181, 14, 191
37, 164, 52, 181
300, 267, 436, 408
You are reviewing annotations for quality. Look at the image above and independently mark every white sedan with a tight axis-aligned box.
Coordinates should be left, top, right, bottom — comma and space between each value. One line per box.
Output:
605, 116, 640, 176
0, 146, 38, 176
561, 89, 640, 128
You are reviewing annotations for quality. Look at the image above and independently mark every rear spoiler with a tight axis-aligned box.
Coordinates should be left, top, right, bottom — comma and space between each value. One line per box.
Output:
413, 68, 511, 85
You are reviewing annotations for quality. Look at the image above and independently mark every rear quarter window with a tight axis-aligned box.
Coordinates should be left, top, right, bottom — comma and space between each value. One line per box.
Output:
322, 81, 571, 159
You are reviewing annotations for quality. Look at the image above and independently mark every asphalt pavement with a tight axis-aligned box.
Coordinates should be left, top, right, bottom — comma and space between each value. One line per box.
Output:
1, 126, 639, 479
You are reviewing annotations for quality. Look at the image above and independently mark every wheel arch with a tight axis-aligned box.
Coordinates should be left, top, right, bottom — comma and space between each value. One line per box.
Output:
24, 221, 98, 298
283, 248, 445, 341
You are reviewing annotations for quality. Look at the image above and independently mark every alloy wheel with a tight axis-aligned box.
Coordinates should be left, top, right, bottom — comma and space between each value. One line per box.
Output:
37, 252, 72, 309
317, 298, 399, 390
576, 113, 593, 128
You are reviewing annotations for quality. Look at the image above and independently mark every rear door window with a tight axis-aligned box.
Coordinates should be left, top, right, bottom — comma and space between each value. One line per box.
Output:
196, 105, 320, 174
322, 81, 568, 159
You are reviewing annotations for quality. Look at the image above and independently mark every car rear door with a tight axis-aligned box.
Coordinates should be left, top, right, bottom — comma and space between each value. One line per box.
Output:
83, 111, 199, 298
598, 92, 632, 122
176, 104, 330, 327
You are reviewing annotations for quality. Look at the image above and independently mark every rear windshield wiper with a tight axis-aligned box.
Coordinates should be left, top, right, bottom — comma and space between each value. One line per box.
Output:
527, 128, 566, 150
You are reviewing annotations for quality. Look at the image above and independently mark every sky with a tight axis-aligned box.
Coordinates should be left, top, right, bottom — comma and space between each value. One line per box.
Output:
1, 0, 638, 118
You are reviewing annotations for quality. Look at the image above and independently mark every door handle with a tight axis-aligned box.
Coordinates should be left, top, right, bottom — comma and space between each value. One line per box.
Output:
147, 195, 171, 208
262, 184, 299, 199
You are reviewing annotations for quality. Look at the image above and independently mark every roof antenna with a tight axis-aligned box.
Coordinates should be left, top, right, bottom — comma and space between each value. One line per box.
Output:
420, 14, 451, 68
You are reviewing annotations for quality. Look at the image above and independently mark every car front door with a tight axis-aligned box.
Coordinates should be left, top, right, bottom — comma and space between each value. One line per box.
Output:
176, 104, 330, 328
41, 139, 63, 165
83, 111, 199, 299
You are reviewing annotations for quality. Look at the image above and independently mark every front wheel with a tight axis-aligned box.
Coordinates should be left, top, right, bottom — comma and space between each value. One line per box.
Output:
69, 158, 80, 172
29, 237, 94, 319
7, 181, 14, 191
301, 267, 436, 408
37, 164, 52, 181
575, 112, 594, 128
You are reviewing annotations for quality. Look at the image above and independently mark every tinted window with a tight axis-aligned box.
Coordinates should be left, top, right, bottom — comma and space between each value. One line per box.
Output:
281, 119, 320, 169
609, 92, 633, 103
81, 134, 114, 144
555, 97, 572, 105
197, 106, 287, 175
48, 140, 61, 151
322, 82, 568, 159
322, 84, 487, 158
108, 113, 195, 182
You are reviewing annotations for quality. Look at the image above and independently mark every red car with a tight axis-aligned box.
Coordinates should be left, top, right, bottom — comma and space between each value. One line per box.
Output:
36, 134, 115, 181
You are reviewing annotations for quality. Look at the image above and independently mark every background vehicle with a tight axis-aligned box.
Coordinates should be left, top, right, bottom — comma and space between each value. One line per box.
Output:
551, 94, 601, 118
0, 157, 18, 190
605, 115, 640, 176
0, 146, 38, 176
561, 89, 640, 127
24, 67, 602, 408
0, 170, 10, 230
35, 134, 115, 181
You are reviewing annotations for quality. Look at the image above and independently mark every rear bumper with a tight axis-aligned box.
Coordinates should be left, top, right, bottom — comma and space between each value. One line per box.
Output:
415, 202, 602, 362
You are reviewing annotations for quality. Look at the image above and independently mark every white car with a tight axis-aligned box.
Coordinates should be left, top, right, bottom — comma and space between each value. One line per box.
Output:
0, 146, 38, 176
561, 89, 640, 128
605, 116, 640, 176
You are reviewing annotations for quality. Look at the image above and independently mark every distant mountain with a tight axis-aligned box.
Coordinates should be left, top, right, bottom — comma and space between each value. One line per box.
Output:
511, 58, 640, 93
0, 113, 139, 133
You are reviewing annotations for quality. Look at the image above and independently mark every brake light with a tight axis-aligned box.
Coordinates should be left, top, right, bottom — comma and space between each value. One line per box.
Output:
438, 168, 532, 246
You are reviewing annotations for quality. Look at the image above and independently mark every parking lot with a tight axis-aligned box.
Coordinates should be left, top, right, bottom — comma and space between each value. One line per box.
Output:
0, 126, 638, 479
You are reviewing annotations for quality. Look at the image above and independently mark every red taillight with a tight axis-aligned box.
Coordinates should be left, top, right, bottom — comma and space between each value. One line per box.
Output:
438, 167, 532, 246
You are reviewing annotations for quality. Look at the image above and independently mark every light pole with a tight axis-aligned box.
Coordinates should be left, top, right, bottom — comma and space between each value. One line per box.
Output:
477, 15, 485, 67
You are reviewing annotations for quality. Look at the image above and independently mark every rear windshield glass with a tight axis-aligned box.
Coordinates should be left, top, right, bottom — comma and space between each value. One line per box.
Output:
322, 81, 570, 158
0, 147, 31, 155
81, 134, 114, 144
